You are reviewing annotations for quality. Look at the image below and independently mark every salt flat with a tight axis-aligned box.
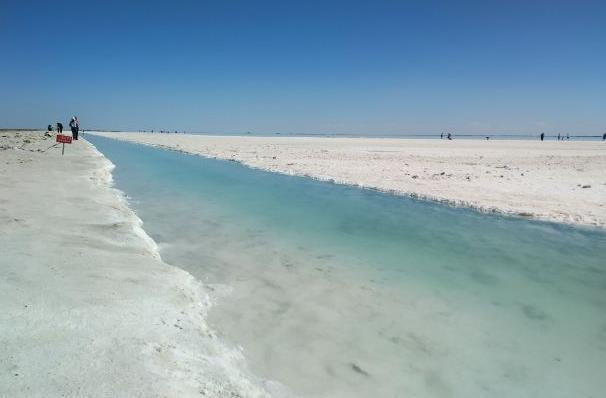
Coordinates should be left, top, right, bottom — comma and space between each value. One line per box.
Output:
91, 132, 606, 227
0, 131, 271, 397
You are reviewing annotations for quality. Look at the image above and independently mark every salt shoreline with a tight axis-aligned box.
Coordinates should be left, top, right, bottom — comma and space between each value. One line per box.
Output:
90, 132, 606, 227
0, 131, 273, 397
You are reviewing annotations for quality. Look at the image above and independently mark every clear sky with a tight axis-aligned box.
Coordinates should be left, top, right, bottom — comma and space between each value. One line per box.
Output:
1, 0, 604, 135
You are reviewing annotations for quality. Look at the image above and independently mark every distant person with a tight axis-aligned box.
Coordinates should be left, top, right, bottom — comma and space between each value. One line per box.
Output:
447, 133, 452, 140
56, 122, 63, 134
566, 133, 570, 140
47, 124, 53, 132
557, 133, 561, 141
69, 116, 79, 140
540, 132, 545, 141
603, 132, 606, 141
485, 136, 490, 140
440, 132, 443, 139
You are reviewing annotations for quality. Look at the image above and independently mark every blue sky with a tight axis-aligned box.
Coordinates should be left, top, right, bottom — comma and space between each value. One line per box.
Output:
1, 0, 604, 134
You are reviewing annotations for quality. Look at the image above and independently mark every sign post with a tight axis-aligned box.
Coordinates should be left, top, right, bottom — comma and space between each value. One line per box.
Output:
56, 134, 73, 155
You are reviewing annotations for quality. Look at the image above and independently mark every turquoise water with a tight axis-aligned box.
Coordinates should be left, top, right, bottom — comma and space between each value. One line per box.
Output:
87, 134, 606, 398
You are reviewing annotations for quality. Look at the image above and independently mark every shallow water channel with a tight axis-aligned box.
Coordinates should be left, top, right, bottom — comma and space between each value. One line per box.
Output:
88, 134, 606, 398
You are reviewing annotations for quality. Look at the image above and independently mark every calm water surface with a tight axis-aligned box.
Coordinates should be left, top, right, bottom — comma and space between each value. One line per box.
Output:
87, 134, 606, 398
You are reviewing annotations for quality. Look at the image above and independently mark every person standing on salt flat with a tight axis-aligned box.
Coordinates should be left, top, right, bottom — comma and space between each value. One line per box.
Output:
69, 116, 79, 140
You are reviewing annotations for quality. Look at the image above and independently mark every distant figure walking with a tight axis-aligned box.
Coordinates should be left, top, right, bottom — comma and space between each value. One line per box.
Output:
56, 122, 63, 134
540, 132, 545, 141
447, 133, 452, 140
440, 133, 444, 139
603, 132, 606, 141
557, 133, 561, 141
69, 116, 79, 140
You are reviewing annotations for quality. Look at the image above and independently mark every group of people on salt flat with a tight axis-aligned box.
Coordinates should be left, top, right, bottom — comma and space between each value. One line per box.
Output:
47, 116, 80, 140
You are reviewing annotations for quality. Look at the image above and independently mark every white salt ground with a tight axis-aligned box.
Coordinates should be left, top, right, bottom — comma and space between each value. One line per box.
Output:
0, 131, 280, 398
91, 132, 606, 227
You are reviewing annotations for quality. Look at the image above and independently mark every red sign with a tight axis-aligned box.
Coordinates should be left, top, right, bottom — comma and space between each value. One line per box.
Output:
56, 134, 73, 144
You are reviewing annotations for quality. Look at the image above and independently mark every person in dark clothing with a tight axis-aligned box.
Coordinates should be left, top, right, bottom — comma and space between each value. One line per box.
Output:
540, 132, 545, 141
69, 116, 79, 140
47, 124, 53, 132
447, 133, 452, 140
56, 122, 63, 134
603, 132, 606, 141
